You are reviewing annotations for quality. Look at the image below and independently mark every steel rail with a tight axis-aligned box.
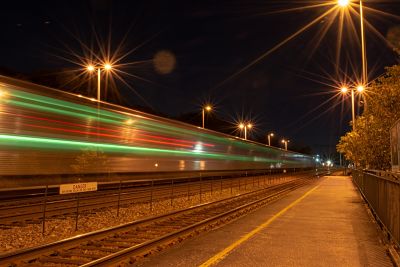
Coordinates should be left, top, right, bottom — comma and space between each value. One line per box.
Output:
0, 172, 311, 225
84, 181, 309, 267
0, 175, 320, 266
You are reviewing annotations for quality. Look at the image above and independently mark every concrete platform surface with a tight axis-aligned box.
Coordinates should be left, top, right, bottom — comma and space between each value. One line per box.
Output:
138, 176, 393, 267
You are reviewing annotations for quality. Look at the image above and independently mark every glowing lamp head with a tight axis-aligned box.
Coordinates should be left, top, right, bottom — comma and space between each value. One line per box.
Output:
338, 0, 349, 7
104, 63, 112, 71
239, 123, 245, 129
357, 85, 364, 93
205, 105, 212, 111
87, 65, 95, 72
282, 139, 285, 143
340, 87, 348, 93
269, 133, 274, 137
247, 123, 253, 129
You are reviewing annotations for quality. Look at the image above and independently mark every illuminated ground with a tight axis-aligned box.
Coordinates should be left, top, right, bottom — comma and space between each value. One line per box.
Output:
139, 176, 393, 266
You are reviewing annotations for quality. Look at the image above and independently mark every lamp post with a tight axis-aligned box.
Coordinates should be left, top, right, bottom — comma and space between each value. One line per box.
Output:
239, 123, 252, 140
359, 0, 367, 87
281, 139, 289, 151
267, 133, 274, 146
340, 85, 364, 130
87, 63, 113, 102
338, 0, 368, 87
202, 105, 212, 129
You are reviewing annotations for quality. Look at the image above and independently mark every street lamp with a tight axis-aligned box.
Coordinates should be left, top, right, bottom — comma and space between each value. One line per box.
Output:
202, 105, 212, 129
340, 84, 364, 130
281, 139, 289, 151
87, 63, 113, 102
104, 63, 112, 71
239, 123, 252, 140
267, 133, 274, 146
337, 0, 368, 86
338, 0, 349, 7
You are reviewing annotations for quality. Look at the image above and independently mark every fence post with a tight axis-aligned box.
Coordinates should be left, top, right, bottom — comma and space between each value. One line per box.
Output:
42, 184, 48, 235
269, 169, 272, 184
170, 179, 174, 207
200, 175, 203, 204
187, 180, 190, 201
150, 179, 154, 211
244, 177, 247, 191
75, 193, 80, 231
117, 180, 122, 217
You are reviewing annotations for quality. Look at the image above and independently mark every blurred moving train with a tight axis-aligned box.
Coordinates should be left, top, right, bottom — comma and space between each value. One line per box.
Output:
0, 76, 315, 177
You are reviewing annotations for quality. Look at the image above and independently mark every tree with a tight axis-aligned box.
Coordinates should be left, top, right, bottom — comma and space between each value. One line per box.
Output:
337, 65, 400, 170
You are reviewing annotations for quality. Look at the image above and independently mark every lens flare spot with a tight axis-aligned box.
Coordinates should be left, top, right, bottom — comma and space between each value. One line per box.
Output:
153, 50, 176, 74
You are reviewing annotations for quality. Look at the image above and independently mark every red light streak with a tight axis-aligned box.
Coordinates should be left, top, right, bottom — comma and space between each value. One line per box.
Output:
1, 111, 215, 147
21, 123, 195, 148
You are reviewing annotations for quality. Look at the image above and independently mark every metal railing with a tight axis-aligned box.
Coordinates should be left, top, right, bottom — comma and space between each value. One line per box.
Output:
352, 169, 400, 246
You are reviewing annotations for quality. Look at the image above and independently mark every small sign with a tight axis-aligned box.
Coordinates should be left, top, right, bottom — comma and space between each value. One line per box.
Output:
60, 182, 98, 194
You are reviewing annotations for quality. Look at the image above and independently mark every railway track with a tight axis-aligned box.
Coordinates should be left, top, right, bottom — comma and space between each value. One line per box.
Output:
0, 172, 314, 226
0, 176, 318, 267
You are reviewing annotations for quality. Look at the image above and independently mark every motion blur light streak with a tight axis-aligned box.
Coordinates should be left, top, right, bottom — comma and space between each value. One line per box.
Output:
0, 134, 282, 163
3, 87, 264, 148
5, 88, 206, 139
1, 112, 215, 148
20, 123, 195, 148
0, 77, 314, 176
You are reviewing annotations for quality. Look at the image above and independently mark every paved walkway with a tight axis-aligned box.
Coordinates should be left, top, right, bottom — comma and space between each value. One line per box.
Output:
139, 176, 393, 266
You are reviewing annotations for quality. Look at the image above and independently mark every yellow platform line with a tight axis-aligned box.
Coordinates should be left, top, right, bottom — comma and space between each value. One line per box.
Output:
199, 183, 321, 267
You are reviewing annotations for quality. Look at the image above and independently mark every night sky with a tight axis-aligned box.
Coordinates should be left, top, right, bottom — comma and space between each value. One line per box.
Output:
1, 0, 399, 157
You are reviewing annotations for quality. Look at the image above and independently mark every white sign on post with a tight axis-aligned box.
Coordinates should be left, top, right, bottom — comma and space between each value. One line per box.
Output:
60, 182, 98, 194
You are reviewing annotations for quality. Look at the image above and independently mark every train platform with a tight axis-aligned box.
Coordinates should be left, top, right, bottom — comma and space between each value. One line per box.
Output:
138, 175, 393, 266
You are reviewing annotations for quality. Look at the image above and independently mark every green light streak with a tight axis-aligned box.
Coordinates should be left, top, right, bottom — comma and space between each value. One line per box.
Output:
4, 88, 267, 150
2, 86, 300, 158
9, 89, 221, 138
0, 134, 290, 164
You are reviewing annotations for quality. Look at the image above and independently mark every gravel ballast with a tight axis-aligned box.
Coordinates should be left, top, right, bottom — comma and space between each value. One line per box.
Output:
0, 182, 274, 254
